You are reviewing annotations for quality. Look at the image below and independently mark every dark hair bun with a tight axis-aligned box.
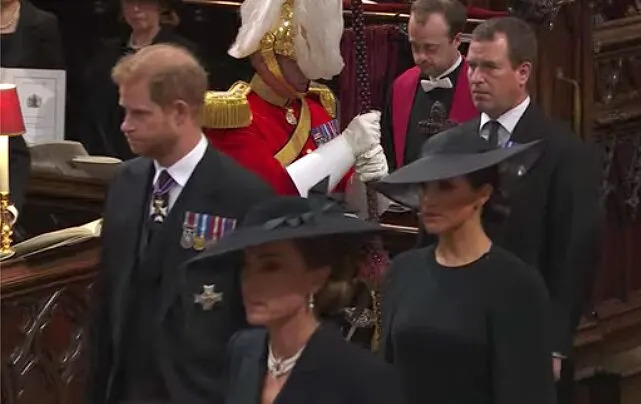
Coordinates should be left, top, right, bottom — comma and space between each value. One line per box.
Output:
315, 280, 355, 317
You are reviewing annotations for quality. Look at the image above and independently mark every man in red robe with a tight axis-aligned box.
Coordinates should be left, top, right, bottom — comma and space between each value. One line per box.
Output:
203, 0, 387, 196
381, 0, 478, 171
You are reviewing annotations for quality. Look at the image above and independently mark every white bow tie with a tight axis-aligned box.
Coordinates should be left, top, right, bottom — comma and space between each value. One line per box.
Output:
420, 77, 453, 92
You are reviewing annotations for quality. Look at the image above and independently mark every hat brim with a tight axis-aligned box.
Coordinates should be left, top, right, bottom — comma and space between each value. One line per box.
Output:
190, 214, 381, 263
374, 140, 541, 209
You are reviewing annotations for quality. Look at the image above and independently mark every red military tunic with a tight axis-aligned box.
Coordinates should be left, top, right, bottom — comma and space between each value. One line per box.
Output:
203, 78, 351, 195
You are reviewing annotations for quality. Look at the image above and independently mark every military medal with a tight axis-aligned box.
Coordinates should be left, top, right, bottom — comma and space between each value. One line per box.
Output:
285, 107, 297, 125
311, 119, 340, 146
194, 284, 223, 311
180, 211, 197, 249
193, 213, 207, 251
151, 197, 168, 223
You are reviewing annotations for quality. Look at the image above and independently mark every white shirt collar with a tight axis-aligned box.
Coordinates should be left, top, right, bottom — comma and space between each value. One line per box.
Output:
153, 135, 208, 187
479, 96, 531, 134
431, 53, 462, 80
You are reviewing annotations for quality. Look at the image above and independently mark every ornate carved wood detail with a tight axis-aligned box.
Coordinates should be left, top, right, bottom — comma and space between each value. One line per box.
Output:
508, 0, 576, 28
593, 0, 641, 25
1, 244, 100, 404
593, 121, 641, 306
593, 46, 641, 126
591, 1, 641, 130
1, 281, 94, 404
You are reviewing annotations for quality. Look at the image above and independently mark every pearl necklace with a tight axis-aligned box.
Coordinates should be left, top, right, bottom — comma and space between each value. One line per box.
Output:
267, 343, 305, 378
0, 2, 20, 31
127, 36, 150, 51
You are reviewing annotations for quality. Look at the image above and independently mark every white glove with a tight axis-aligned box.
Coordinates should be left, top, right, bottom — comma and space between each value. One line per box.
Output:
342, 110, 382, 157
355, 144, 388, 183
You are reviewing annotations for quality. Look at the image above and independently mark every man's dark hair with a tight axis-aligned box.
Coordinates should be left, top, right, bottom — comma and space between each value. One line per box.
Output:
471, 16, 538, 68
410, 0, 468, 38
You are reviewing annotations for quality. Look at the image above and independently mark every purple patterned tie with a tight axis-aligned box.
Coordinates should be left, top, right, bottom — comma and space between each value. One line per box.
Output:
150, 169, 176, 225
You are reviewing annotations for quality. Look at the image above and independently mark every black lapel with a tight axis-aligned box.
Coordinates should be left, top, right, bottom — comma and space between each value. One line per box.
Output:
505, 103, 548, 176
110, 158, 154, 347
275, 324, 338, 403
229, 332, 267, 404
509, 103, 545, 144
155, 147, 225, 321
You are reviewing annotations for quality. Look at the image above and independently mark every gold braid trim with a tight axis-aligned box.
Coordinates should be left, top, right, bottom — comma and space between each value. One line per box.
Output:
202, 81, 252, 129
274, 97, 311, 166
308, 82, 337, 119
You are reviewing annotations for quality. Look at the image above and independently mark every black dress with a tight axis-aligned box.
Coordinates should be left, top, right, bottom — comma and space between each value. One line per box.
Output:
78, 26, 198, 160
416, 108, 602, 359
382, 245, 555, 404
0, 0, 64, 70
226, 323, 402, 404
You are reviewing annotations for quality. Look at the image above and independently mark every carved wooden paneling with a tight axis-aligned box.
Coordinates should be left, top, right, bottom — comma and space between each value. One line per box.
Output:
593, 0, 641, 24
1, 285, 92, 404
589, 1, 641, 308
593, 121, 641, 303
1, 244, 100, 404
592, 1, 641, 129
593, 45, 641, 127
575, 2, 641, 401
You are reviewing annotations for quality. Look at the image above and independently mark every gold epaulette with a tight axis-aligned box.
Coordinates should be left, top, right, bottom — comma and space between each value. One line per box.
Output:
308, 82, 337, 119
202, 81, 252, 129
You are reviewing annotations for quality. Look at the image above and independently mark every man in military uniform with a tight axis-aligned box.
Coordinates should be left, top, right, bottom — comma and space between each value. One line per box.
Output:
203, 0, 388, 197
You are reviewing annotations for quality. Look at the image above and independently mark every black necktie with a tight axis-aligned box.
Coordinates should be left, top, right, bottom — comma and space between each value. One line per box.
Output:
485, 120, 501, 148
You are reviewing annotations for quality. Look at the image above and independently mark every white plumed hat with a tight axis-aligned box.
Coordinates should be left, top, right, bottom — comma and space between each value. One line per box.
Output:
228, 0, 345, 81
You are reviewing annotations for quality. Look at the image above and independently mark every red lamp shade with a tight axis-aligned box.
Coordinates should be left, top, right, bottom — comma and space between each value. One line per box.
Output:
0, 84, 26, 137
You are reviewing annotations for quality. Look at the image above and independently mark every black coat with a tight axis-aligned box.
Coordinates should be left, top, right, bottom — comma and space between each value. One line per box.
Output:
0, 0, 64, 69
226, 324, 403, 404
418, 104, 602, 356
88, 146, 274, 404
78, 27, 198, 159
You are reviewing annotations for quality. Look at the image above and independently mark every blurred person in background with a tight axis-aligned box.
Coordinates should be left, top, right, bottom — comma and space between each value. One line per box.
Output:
79, 0, 198, 160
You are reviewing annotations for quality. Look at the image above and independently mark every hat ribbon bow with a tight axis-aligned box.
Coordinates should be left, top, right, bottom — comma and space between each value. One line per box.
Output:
261, 198, 347, 231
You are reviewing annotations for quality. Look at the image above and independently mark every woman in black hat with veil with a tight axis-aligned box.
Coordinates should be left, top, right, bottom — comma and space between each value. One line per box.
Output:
195, 192, 402, 404
376, 127, 555, 404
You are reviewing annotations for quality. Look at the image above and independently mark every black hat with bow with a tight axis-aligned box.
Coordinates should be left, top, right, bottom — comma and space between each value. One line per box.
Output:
374, 124, 543, 210
194, 179, 382, 261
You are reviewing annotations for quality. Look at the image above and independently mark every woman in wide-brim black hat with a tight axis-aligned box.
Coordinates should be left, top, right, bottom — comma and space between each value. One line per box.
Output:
377, 126, 555, 404
197, 194, 401, 404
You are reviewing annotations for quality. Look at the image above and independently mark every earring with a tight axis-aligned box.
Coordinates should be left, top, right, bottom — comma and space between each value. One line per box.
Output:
307, 293, 315, 311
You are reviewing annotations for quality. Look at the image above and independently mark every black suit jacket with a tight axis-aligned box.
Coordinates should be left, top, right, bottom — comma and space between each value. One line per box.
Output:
0, 0, 64, 69
9, 136, 31, 215
88, 146, 274, 404
226, 324, 403, 404
418, 104, 602, 356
